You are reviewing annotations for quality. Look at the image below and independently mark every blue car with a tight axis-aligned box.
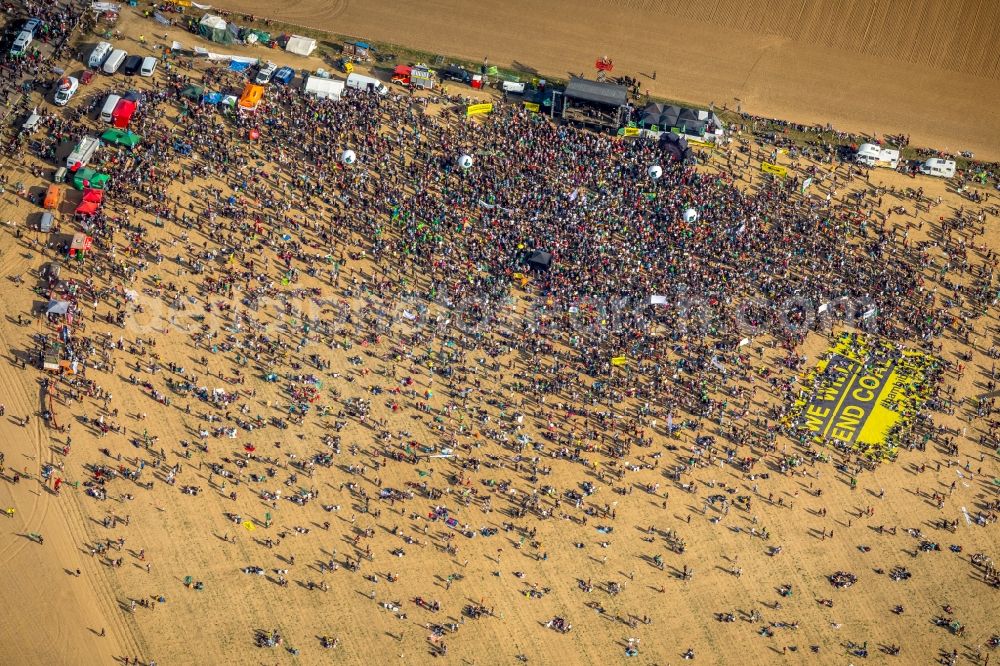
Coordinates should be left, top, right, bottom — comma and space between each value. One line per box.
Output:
272, 66, 294, 86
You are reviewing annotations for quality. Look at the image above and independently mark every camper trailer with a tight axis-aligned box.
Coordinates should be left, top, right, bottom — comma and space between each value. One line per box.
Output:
919, 158, 956, 178
66, 136, 101, 169
345, 73, 388, 96
89, 41, 113, 68
855, 143, 899, 169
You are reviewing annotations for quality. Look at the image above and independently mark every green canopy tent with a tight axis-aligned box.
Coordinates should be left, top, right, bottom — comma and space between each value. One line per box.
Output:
101, 129, 142, 147
198, 15, 233, 44
180, 84, 204, 101
72, 168, 110, 191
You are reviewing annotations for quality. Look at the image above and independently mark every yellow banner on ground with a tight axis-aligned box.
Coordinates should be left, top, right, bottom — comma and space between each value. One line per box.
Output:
611, 356, 628, 366
523, 102, 540, 112
761, 162, 788, 178
467, 103, 493, 117
688, 139, 715, 149
622, 127, 640, 137
786, 333, 936, 462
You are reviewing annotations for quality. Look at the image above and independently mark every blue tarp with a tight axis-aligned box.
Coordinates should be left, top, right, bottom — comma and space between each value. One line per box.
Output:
203, 92, 224, 104
229, 60, 251, 72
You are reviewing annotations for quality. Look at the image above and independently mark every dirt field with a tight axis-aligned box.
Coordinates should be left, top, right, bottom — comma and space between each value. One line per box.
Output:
210, 0, 1000, 161
0, 6, 997, 666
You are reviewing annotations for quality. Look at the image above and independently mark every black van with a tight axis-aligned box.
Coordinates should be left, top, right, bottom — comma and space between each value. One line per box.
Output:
122, 55, 143, 76
440, 64, 472, 84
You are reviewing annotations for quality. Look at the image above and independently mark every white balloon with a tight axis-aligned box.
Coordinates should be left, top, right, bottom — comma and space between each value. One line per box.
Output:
458, 154, 474, 169
683, 208, 699, 223
647, 165, 663, 180
341, 149, 356, 165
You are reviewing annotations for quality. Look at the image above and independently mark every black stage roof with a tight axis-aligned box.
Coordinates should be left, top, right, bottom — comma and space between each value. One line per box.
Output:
564, 77, 628, 107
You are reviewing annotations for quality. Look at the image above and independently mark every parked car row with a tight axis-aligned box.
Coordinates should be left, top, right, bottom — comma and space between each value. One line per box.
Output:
89, 42, 156, 77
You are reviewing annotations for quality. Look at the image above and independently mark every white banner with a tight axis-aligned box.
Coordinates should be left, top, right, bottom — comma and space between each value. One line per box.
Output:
91, 2, 122, 12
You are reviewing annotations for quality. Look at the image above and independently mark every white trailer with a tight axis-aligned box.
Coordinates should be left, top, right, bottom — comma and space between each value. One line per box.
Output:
66, 136, 101, 168
855, 143, 899, 169
919, 158, 956, 178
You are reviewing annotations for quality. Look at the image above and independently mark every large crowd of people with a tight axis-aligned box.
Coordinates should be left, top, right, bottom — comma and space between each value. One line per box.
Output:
1, 5, 998, 664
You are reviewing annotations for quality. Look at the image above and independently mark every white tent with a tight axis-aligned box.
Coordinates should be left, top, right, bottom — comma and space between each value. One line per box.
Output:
199, 14, 227, 30
285, 35, 317, 57
303, 76, 344, 100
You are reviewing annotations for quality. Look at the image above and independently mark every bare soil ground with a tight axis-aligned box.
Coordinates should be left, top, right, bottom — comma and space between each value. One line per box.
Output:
0, 7, 996, 666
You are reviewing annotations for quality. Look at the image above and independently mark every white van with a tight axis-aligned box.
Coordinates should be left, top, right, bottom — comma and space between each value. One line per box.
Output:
345, 73, 388, 96
53, 77, 79, 106
66, 136, 101, 169
89, 42, 113, 68
140, 56, 157, 77
103, 48, 127, 75
11, 30, 32, 55
855, 143, 899, 169
919, 158, 956, 178
100, 94, 121, 123
501, 80, 526, 94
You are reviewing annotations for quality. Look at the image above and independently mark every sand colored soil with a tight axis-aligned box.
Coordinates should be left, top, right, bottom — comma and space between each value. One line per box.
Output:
0, 8, 997, 666
212, 0, 1000, 160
